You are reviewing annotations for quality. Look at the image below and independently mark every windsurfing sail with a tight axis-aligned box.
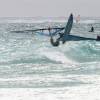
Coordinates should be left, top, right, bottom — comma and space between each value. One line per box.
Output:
76, 15, 80, 23
64, 35, 96, 41
11, 27, 65, 36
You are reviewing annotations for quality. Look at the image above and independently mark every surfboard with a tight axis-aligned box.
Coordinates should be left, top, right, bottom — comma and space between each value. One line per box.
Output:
61, 13, 73, 43
64, 13, 73, 35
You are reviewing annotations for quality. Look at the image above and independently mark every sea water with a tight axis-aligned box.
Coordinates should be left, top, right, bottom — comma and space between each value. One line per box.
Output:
0, 17, 100, 100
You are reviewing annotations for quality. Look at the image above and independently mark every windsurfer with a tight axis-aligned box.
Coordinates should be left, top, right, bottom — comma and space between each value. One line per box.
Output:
89, 25, 94, 32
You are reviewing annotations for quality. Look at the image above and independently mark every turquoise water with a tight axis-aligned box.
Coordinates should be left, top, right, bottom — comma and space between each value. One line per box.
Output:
0, 17, 100, 88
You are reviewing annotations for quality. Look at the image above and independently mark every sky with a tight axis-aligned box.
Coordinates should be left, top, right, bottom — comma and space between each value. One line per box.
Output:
0, 0, 99, 17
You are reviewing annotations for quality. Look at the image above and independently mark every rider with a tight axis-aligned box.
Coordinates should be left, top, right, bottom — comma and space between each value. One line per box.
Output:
89, 25, 94, 32
50, 32, 65, 46
50, 36, 60, 46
